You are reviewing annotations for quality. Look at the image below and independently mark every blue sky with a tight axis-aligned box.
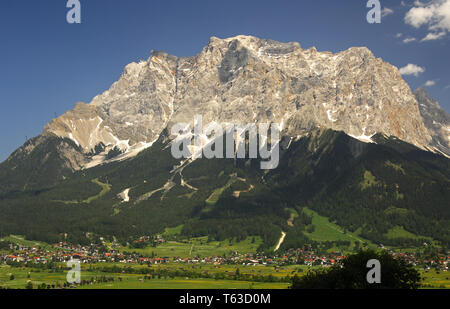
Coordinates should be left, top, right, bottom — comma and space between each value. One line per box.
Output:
0, 0, 449, 162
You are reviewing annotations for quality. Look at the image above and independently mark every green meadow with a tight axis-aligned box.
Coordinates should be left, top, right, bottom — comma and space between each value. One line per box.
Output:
120, 236, 262, 258
77, 278, 289, 289
420, 269, 450, 289
1, 263, 448, 289
0, 235, 54, 251
302, 208, 375, 247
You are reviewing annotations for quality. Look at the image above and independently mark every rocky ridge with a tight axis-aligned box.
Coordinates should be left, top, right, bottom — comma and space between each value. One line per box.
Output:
34, 35, 447, 169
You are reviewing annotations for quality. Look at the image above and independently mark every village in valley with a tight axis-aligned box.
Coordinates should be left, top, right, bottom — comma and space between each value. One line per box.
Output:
2, 241, 449, 269
0, 233, 449, 289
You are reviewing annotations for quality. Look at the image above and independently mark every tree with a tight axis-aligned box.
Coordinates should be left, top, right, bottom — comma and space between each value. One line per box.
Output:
291, 249, 421, 289
234, 268, 241, 280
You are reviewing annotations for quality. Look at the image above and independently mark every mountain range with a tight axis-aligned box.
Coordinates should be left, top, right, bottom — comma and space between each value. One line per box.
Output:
0, 35, 448, 251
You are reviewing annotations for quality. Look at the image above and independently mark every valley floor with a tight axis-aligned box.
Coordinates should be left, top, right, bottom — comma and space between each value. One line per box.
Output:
0, 263, 448, 289
1, 234, 448, 289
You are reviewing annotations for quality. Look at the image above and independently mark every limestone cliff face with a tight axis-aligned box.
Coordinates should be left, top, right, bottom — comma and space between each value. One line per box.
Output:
414, 87, 450, 156
40, 35, 444, 170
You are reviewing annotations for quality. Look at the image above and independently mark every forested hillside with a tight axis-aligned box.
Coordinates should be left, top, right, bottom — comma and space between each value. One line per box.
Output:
0, 129, 448, 251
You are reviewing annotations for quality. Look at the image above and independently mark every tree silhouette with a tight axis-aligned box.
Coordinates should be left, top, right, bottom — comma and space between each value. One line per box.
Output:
291, 249, 421, 289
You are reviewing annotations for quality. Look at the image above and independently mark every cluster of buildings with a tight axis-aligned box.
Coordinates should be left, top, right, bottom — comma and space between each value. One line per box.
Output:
392, 251, 449, 271
0, 241, 448, 271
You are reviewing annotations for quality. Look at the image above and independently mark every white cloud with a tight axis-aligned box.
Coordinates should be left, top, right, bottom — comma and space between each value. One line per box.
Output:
421, 31, 447, 41
405, 6, 435, 28
382, 7, 394, 17
396, 32, 403, 38
405, 0, 450, 33
399, 63, 425, 76
424, 80, 436, 86
403, 37, 417, 43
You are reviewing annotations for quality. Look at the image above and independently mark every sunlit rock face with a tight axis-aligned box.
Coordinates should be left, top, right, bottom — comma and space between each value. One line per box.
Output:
414, 87, 450, 156
41, 35, 446, 170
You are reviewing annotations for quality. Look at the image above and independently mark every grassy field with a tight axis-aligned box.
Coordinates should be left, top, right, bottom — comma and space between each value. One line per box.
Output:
1, 263, 448, 289
0, 262, 294, 289
120, 236, 262, 258
85, 178, 111, 203
163, 225, 185, 237
302, 208, 374, 247
385, 226, 423, 240
0, 235, 54, 251
205, 178, 238, 205
78, 278, 289, 289
0, 264, 288, 289
86, 262, 308, 279
420, 269, 450, 289
384, 226, 435, 244
300, 209, 438, 252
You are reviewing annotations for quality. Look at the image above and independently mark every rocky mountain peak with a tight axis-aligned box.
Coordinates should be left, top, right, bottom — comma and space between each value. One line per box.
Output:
414, 87, 450, 156
36, 35, 447, 169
